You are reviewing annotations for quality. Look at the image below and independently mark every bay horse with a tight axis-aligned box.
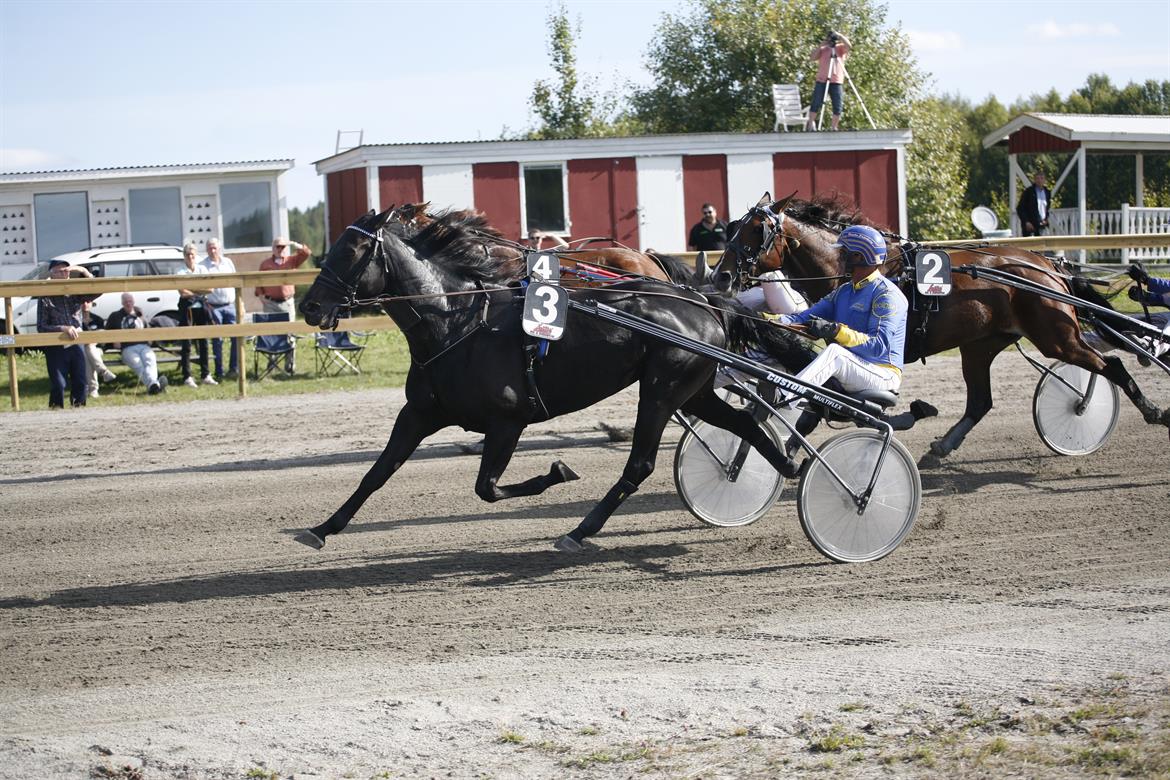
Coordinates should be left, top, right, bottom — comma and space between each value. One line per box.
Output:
713, 193, 1170, 462
389, 202, 695, 286
296, 207, 810, 552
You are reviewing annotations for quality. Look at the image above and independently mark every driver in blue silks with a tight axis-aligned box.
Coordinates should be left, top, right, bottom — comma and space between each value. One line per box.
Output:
1128, 264, 1170, 360
774, 224, 908, 394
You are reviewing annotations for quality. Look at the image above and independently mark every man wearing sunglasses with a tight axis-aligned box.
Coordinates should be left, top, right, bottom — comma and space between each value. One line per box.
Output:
687, 203, 728, 252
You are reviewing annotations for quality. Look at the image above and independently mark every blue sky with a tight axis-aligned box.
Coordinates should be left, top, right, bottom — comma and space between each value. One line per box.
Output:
2, 0, 1167, 209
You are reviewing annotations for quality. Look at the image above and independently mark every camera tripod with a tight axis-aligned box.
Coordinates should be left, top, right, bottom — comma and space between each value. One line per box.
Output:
814, 43, 876, 131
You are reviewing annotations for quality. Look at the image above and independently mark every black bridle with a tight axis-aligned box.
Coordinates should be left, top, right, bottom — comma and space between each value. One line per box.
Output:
312, 223, 391, 311
724, 204, 790, 289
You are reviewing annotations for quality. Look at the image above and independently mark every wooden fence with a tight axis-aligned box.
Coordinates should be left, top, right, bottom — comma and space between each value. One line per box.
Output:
1, 269, 396, 411
4, 232, 1168, 411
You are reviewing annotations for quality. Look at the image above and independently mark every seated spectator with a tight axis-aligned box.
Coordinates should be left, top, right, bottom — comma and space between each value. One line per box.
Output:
105, 293, 168, 395
81, 300, 116, 398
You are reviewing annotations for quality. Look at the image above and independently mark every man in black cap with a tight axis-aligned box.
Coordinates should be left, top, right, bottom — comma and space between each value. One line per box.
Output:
36, 259, 98, 408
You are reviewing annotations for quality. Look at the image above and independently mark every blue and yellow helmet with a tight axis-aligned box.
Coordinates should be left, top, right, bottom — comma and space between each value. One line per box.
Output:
832, 225, 887, 266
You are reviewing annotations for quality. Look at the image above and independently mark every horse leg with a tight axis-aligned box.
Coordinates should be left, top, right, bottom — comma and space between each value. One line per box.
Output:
927, 336, 1016, 461
555, 394, 678, 553
1038, 341, 1166, 428
474, 422, 580, 502
295, 403, 445, 550
680, 389, 803, 475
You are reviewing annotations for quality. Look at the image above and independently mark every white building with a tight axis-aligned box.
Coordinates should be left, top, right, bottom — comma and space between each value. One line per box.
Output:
0, 159, 294, 280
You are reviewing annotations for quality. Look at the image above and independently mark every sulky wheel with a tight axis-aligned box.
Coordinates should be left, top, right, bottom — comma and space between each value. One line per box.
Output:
797, 430, 920, 563
1032, 361, 1120, 456
673, 416, 787, 528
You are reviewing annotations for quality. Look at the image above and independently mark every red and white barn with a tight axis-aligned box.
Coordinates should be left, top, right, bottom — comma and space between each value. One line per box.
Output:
314, 130, 911, 253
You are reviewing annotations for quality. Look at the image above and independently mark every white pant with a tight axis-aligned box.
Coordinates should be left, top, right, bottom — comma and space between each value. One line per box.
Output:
796, 343, 901, 394
735, 270, 809, 315
121, 343, 158, 387
84, 344, 110, 393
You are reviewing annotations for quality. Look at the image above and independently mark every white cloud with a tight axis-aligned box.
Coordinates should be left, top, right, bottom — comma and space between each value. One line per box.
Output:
0, 148, 69, 171
906, 29, 962, 52
1028, 21, 1121, 39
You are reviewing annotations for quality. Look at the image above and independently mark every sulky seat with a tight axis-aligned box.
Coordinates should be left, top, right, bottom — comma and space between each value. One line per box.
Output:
314, 327, 366, 376
251, 311, 295, 380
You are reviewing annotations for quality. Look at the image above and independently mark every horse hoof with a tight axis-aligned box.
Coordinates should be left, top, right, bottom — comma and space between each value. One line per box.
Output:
294, 530, 325, 550
554, 461, 581, 482
554, 535, 583, 553
910, 399, 939, 420
917, 452, 942, 470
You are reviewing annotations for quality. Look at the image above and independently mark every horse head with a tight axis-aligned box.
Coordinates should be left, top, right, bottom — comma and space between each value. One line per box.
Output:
712, 192, 797, 293
301, 208, 397, 330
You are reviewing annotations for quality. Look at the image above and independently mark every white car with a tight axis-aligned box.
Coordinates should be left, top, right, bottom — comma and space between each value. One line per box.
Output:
5, 245, 186, 333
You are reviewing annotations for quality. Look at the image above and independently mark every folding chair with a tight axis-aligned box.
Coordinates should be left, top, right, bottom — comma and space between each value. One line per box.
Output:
314, 328, 366, 376
772, 84, 809, 132
252, 311, 295, 380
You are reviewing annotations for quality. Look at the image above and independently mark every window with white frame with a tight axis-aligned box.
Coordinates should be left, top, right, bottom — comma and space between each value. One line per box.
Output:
521, 163, 568, 234
34, 192, 89, 260
220, 181, 272, 248
129, 186, 182, 246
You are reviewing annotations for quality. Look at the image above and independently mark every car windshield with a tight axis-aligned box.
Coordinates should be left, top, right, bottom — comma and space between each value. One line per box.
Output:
19, 263, 51, 281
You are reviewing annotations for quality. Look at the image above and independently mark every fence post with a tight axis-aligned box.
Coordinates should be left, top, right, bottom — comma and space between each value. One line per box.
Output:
235, 287, 247, 398
4, 297, 18, 411
1121, 203, 1130, 265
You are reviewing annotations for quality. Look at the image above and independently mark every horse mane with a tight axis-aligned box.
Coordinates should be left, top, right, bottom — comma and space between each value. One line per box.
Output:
647, 252, 700, 285
785, 193, 877, 229
406, 208, 522, 283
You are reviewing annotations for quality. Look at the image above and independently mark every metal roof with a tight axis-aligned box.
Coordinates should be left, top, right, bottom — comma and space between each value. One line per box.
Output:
0, 159, 295, 185
982, 113, 1170, 149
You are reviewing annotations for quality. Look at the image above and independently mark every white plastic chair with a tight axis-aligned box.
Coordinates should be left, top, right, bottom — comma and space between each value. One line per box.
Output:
772, 84, 809, 132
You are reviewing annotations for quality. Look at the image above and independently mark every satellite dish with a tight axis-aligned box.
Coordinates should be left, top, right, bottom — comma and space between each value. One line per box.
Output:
971, 206, 998, 234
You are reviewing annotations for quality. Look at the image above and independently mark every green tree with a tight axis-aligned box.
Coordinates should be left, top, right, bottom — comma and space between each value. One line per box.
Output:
288, 201, 326, 260
906, 97, 971, 239
628, 0, 925, 133
529, 4, 616, 139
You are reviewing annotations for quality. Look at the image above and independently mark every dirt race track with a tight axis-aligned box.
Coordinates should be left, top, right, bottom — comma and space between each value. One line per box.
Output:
2, 353, 1169, 779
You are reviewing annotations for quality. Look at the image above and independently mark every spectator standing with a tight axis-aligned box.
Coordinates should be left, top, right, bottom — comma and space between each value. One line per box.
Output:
1016, 171, 1052, 237
254, 237, 311, 374
526, 229, 568, 251
200, 237, 238, 380
80, 300, 116, 398
106, 293, 167, 395
178, 242, 215, 387
36, 259, 97, 408
806, 31, 851, 131
688, 204, 729, 251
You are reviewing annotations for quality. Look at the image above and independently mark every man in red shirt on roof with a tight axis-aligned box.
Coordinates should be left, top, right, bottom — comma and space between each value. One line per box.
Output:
255, 236, 311, 373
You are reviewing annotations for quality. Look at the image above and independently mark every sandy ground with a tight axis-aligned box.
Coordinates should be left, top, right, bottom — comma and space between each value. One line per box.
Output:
1, 352, 1168, 779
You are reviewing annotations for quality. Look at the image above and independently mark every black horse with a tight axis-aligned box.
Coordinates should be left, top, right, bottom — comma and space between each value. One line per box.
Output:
297, 208, 812, 552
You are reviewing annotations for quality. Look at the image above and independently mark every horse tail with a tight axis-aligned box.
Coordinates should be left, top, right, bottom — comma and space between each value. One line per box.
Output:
1069, 275, 1132, 351
648, 252, 700, 286
703, 294, 816, 373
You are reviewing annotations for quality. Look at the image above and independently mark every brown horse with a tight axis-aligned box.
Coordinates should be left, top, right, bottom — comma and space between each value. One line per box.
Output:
713, 193, 1170, 462
389, 202, 694, 286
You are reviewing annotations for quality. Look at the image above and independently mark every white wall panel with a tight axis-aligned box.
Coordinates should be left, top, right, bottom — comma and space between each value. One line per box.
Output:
726, 153, 775, 218
635, 156, 685, 253
422, 164, 475, 212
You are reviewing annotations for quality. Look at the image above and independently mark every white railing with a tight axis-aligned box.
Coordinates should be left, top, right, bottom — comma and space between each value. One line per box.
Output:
1047, 206, 1170, 262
